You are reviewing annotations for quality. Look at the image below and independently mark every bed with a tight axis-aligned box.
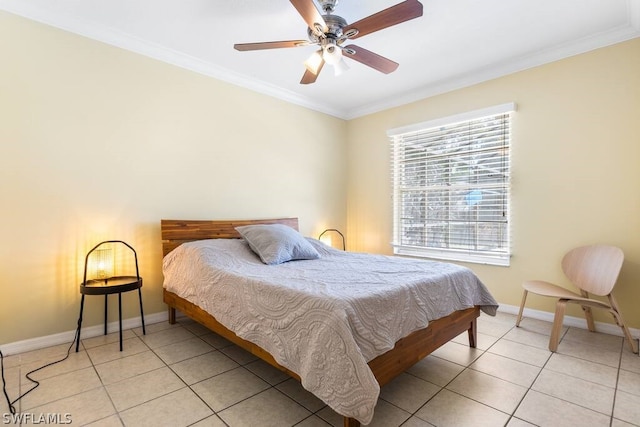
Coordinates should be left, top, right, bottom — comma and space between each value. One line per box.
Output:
161, 218, 498, 426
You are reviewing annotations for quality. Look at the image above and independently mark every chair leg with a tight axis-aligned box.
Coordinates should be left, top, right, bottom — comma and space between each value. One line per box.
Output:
618, 320, 637, 354
549, 299, 567, 352
515, 289, 528, 327
579, 290, 595, 332
582, 306, 596, 332
608, 295, 639, 354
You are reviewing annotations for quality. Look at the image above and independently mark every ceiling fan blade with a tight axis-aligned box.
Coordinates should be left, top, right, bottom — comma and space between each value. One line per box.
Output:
343, 0, 423, 40
290, 0, 328, 35
300, 60, 325, 84
234, 40, 310, 51
343, 45, 398, 74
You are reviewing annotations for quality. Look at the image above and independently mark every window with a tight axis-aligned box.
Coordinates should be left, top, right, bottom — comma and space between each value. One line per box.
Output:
389, 103, 515, 266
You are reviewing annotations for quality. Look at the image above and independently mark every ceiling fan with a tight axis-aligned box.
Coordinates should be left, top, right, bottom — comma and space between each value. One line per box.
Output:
234, 0, 423, 84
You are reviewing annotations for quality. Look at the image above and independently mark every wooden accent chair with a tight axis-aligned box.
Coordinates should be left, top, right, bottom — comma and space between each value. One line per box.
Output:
516, 244, 638, 354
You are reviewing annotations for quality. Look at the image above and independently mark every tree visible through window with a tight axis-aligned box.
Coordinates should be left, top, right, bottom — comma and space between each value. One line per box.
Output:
389, 103, 515, 266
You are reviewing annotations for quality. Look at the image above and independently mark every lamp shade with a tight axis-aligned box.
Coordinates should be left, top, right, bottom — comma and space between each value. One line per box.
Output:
83, 240, 140, 284
93, 247, 114, 279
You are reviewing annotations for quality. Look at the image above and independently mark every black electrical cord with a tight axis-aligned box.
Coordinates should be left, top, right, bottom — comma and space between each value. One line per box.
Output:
0, 350, 14, 415
1, 320, 81, 415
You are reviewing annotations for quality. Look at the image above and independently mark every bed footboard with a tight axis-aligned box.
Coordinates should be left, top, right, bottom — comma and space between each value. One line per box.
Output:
163, 289, 300, 379
164, 288, 479, 427
367, 306, 478, 388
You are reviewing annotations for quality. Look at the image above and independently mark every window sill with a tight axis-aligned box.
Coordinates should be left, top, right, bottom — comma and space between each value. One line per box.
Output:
393, 246, 510, 267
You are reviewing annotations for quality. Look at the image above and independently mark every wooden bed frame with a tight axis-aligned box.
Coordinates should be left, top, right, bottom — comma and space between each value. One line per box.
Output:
161, 218, 480, 427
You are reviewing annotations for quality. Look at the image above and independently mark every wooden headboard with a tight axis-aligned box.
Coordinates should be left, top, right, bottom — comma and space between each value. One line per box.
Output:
161, 218, 299, 257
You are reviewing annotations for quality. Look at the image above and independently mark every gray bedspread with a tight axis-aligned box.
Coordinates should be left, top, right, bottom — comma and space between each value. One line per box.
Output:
162, 238, 498, 424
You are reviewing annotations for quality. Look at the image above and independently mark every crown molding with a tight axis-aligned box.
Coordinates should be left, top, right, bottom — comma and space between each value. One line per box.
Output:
0, 0, 348, 119
345, 2, 640, 119
1, 0, 638, 121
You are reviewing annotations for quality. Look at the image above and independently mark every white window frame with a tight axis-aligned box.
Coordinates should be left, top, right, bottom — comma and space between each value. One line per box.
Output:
388, 103, 516, 266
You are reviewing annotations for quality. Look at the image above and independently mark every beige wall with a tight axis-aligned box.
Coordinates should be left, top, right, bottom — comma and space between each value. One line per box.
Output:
1, 9, 639, 346
0, 12, 347, 344
346, 38, 640, 328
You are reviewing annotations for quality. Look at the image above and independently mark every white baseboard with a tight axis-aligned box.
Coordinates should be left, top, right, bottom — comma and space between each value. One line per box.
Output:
1, 304, 637, 356
497, 303, 640, 339
0, 311, 169, 356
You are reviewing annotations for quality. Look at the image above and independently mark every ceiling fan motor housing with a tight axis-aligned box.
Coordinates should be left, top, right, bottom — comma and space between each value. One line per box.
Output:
307, 14, 347, 43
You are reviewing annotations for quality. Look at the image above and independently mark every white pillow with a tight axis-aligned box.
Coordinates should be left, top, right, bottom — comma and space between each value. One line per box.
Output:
235, 224, 320, 265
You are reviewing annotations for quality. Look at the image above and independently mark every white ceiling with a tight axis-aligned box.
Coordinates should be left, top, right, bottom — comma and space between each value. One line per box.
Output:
1, 0, 639, 119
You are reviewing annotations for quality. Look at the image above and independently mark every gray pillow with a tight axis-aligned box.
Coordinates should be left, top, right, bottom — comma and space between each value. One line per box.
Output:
235, 224, 320, 265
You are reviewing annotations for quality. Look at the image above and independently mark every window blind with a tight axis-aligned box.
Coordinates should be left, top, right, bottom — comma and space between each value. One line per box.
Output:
389, 103, 515, 266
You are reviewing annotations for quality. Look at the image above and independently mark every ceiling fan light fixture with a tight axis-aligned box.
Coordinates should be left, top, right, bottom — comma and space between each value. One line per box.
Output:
333, 57, 350, 76
322, 43, 342, 66
304, 50, 324, 74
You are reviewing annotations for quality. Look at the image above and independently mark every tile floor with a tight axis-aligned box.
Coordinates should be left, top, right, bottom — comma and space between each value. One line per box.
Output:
2, 311, 639, 426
